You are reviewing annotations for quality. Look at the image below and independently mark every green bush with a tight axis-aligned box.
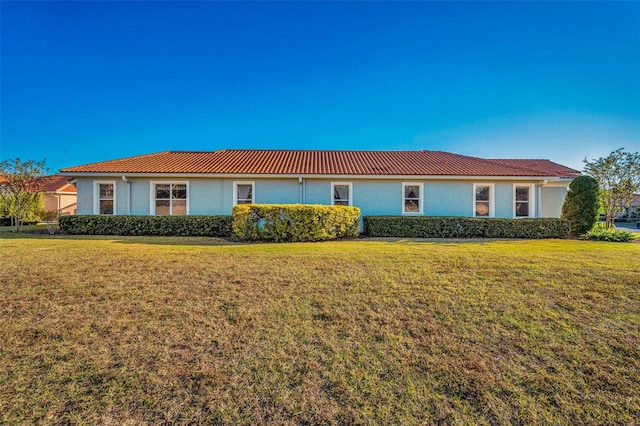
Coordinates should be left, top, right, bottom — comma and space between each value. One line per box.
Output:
0, 193, 43, 226
59, 215, 232, 237
585, 223, 636, 242
363, 216, 570, 239
232, 204, 361, 242
561, 175, 599, 235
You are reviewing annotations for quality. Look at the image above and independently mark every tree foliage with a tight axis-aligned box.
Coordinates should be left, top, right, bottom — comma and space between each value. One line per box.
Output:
0, 158, 49, 231
561, 175, 599, 235
583, 148, 640, 229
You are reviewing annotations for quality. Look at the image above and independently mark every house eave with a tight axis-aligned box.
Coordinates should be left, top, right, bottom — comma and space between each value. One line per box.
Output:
60, 172, 568, 182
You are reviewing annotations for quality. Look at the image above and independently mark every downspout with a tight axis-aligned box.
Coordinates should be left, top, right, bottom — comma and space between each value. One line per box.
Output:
298, 176, 303, 204
52, 193, 61, 216
220, 180, 224, 215
122, 176, 131, 215
538, 179, 548, 218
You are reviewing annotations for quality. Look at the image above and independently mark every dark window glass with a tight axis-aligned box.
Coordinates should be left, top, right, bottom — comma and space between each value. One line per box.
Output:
516, 202, 529, 217
516, 187, 529, 201
334, 185, 349, 205
156, 184, 170, 199
475, 186, 489, 201
237, 184, 253, 203
100, 200, 113, 215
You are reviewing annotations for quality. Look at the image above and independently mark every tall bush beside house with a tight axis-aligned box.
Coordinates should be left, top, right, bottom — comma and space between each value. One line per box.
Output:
232, 204, 361, 242
561, 175, 599, 235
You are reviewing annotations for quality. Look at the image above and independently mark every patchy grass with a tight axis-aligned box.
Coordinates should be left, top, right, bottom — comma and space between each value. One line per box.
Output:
0, 224, 57, 234
1, 234, 639, 424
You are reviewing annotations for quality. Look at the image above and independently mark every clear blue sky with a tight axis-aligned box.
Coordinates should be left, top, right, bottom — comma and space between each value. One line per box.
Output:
1, 1, 639, 173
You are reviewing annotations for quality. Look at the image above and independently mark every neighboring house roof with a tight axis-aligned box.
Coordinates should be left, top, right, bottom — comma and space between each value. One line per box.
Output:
60, 150, 580, 178
40, 175, 77, 193
630, 194, 640, 208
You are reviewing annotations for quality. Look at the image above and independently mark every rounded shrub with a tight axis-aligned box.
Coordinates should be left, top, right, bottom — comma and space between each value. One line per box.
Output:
232, 204, 361, 242
561, 175, 599, 235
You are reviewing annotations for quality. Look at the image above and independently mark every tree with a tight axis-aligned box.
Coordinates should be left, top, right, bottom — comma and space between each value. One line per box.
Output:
561, 175, 599, 235
583, 148, 640, 229
0, 158, 49, 232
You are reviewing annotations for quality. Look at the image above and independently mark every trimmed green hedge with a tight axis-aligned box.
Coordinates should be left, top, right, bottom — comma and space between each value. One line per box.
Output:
59, 215, 232, 237
232, 204, 361, 242
363, 216, 570, 239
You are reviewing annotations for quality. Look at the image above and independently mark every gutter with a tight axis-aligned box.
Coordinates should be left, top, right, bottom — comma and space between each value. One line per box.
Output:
122, 175, 131, 215
60, 172, 563, 182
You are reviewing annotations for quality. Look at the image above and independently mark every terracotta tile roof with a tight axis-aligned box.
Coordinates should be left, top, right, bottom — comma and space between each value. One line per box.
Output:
40, 175, 77, 193
487, 159, 581, 179
60, 150, 579, 177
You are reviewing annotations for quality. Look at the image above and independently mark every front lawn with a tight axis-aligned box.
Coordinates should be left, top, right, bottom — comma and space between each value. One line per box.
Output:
1, 235, 638, 424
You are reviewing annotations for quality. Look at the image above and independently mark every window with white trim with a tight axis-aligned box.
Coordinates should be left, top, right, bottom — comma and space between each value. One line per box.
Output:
473, 183, 494, 217
94, 181, 115, 215
514, 184, 535, 218
331, 182, 352, 206
234, 181, 254, 205
402, 182, 423, 214
152, 182, 187, 215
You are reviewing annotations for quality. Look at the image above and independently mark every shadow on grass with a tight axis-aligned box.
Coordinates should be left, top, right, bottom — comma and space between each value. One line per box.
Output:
0, 230, 528, 247
0, 231, 237, 247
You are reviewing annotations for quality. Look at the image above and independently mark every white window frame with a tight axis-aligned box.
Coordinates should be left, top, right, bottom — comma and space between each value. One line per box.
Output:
93, 180, 116, 215
473, 183, 495, 217
402, 182, 424, 215
150, 181, 190, 215
513, 183, 535, 218
233, 181, 255, 206
331, 182, 353, 206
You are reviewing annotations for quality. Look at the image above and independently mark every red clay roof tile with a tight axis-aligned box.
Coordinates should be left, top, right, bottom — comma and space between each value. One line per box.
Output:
40, 175, 77, 192
60, 149, 579, 177
486, 159, 581, 179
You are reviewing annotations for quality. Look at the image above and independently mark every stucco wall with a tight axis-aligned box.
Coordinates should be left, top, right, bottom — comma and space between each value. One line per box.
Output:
75, 178, 94, 215
43, 193, 77, 215
541, 186, 568, 218
72, 176, 570, 218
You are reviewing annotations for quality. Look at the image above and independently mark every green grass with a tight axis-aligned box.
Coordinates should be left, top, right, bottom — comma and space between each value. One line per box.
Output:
0, 224, 57, 234
1, 234, 639, 424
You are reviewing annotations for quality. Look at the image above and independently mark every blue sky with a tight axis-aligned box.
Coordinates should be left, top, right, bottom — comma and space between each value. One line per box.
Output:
1, 1, 639, 173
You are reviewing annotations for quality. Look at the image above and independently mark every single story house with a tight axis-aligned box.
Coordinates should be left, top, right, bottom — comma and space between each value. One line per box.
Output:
1, 174, 77, 216
60, 149, 580, 218
41, 175, 77, 216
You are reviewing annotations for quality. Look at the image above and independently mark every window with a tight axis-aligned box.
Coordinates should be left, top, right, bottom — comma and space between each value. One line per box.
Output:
234, 181, 254, 205
331, 182, 352, 206
151, 182, 188, 215
402, 182, 423, 214
94, 181, 115, 215
473, 183, 494, 217
514, 184, 535, 218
